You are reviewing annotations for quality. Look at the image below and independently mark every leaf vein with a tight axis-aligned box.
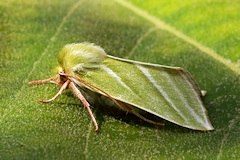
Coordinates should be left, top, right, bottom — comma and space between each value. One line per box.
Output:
16, 0, 84, 98
84, 108, 97, 159
217, 114, 240, 160
0, 0, 84, 129
116, 0, 240, 75
125, 27, 158, 59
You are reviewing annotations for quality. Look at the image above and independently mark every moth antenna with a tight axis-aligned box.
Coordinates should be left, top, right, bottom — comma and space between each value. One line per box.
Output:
69, 81, 98, 132
28, 77, 54, 85
39, 80, 70, 103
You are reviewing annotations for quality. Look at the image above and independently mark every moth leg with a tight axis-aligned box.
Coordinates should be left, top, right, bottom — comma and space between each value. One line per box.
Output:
131, 109, 164, 126
28, 77, 54, 85
69, 81, 98, 132
39, 80, 70, 103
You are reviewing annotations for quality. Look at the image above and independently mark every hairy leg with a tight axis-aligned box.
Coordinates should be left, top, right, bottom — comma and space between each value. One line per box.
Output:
131, 109, 164, 126
28, 77, 54, 85
69, 81, 98, 132
39, 80, 70, 103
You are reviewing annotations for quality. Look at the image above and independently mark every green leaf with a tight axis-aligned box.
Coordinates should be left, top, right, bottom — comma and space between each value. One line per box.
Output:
0, 0, 239, 159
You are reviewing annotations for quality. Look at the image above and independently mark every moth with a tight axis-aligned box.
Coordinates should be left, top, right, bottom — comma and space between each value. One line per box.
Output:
29, 42, 214, 132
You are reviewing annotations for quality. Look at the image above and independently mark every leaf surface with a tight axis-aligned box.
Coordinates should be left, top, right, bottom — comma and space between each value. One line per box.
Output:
0, 0, 239, 159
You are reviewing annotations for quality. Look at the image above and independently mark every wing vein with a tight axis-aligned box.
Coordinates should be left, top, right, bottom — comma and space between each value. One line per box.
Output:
180, 72, 213, 129
136, 64, 188, 123
163, 72, 207, 127
101, 65, 132, 91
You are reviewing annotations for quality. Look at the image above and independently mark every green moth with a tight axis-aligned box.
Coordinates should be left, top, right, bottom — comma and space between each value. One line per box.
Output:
29, 42, 214, 132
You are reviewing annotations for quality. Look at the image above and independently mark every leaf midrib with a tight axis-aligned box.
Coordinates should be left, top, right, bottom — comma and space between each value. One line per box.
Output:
116, 0, 240, 75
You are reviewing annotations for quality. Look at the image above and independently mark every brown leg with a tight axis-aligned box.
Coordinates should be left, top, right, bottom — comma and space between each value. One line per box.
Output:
60, 73, 163, 128
39, 80, 70, 103
69, 81, 98, 132
131, 109, 164, 126
59, 73, 126, 110
28, 77, 54, 85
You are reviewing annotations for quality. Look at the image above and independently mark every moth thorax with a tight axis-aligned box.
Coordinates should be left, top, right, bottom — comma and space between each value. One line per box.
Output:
65, 42, 106, 62
72, 63, 102, 75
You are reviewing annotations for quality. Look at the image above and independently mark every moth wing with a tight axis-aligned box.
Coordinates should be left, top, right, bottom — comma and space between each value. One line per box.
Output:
77, 55, 213, 131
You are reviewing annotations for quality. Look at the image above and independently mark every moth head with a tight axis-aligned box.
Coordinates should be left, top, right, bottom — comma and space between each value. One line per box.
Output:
57, 42, 107, 75
52, 66, 64, 81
